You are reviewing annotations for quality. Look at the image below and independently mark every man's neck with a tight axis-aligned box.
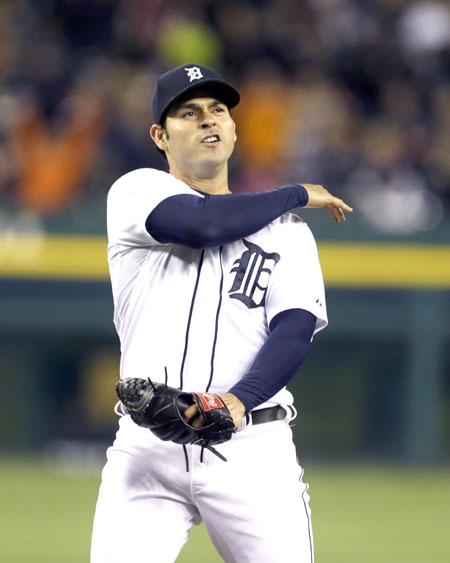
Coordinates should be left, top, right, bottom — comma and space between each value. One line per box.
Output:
168, 164, 231, 195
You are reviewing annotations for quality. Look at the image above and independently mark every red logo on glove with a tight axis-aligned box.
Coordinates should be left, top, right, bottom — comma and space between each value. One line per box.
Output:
195, 392, 225, 412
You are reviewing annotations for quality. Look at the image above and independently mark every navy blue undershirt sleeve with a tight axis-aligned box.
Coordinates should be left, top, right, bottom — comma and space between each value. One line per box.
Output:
227, 308, 316, 413
145, 184, 308, 249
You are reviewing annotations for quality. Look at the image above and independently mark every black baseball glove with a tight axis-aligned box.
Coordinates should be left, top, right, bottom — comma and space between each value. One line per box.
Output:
115, 378, 236, 460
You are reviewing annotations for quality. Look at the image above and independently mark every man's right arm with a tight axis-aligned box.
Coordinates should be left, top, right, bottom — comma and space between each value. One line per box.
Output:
145, 185, 307, 249
146, 184, 352, 249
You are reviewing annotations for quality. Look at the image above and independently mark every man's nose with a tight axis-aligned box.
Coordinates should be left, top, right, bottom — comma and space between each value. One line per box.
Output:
200, 114, 216, 128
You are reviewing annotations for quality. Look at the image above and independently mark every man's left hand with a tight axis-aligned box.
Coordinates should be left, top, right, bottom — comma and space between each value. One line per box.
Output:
184, 392, 245, 429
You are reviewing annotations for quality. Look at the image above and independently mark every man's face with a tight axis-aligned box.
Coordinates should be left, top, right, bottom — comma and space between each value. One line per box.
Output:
154, 92, 237, 177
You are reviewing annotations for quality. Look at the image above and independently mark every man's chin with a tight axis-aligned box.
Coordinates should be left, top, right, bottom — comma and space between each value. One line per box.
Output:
196, 153, 227, 170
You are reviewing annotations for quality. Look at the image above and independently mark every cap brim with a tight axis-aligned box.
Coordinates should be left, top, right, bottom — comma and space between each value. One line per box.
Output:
159, 79, 240, 124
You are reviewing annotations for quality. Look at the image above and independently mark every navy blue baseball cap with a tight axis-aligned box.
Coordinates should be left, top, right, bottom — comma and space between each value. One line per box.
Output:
152, 63, 240, 125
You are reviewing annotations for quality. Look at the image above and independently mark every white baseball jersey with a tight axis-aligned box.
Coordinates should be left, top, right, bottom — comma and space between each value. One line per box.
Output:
107, 168, 328, 409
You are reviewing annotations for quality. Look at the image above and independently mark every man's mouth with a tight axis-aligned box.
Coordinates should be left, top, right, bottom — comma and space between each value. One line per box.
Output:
201, 134, 220, 144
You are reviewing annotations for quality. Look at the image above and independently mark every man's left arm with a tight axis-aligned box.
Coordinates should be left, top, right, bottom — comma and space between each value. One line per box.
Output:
224, 220, 328, 426
183, 308, 315, 429
225, 308, 316, 425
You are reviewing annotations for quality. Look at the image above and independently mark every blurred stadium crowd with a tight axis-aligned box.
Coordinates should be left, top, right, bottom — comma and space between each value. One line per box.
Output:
0, 0, 448, 235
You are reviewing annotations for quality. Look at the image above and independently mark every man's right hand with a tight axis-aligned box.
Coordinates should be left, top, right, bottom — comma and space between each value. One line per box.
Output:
301, 184, 353, 222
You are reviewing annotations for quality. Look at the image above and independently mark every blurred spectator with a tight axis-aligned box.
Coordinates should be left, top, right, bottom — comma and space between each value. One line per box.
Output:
0, 0, 448, 235
156, 8, 223, 69
345, 120, 444, 233
398, 1, 450, 58
82, 65, 165, 198
233, 61, 295, 191
283, 70, 360, 194
426, 84, 450, 201
10, 68, 107, 215
51, 0, 117, 51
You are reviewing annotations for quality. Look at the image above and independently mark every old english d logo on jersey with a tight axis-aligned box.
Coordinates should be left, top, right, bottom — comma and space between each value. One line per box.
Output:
229, 240, 280, 309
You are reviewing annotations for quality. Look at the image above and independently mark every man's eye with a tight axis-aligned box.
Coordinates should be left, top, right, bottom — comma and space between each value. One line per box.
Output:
183, 111, 195, 117
214, 107, 225, 113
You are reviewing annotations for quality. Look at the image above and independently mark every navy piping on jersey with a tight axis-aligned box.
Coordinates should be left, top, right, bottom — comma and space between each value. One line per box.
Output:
299, 465, 314, 562
182, 445, 189, 472
179, 250, 205, 390
206, 245, 224, 392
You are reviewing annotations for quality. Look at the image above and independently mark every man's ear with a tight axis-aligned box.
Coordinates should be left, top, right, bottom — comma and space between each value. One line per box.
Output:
150, 124, 168, 150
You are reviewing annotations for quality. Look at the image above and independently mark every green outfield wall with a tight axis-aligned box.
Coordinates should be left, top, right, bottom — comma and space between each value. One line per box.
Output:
0, 236, 448, 463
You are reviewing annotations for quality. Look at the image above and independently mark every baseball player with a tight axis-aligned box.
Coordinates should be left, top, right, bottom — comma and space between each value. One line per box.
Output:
91, 64, 352, 563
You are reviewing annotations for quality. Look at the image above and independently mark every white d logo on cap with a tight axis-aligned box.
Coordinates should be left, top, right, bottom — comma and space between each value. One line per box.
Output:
185, 67, 203, 82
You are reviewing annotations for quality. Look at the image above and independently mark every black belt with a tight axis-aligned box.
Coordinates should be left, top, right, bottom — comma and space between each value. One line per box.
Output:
246, 405, 294, 426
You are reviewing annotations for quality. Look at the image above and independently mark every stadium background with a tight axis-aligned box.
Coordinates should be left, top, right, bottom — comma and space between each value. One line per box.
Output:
0, 1, 449, 561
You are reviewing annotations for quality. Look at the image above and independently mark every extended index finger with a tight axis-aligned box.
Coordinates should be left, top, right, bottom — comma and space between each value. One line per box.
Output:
329, 196, 353, 213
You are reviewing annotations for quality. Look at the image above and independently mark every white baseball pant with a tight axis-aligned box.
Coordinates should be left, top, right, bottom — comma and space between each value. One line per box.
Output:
91, 413, 314, 562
